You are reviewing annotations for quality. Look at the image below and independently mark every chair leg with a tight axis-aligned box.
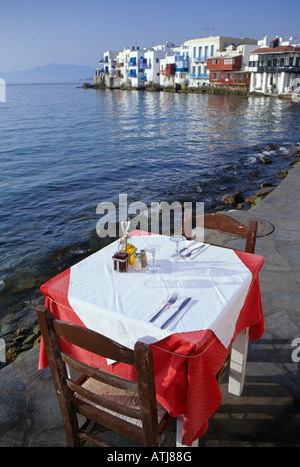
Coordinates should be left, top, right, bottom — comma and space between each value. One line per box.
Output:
176, 415, 198, 447
228, 327, 249, 396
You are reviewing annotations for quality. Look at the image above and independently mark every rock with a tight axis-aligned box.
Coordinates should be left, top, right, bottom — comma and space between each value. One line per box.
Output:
33, 325, 40, 335
290, 148, 300, 157
260, 155, 273, 164
0, 324, 14, 337
6, 346, 21, 362
265, 144, 279, 150
255, 186, 275, 197
222, 192, 244, 206
245, 195, 261, 206
260, 182, 273, 188
275, 169, 289, 178
23, 333, 40, 346
15, 327, 31, 337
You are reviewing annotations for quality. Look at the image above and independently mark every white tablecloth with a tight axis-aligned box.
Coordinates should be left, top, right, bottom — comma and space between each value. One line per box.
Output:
68, 235, 252, 351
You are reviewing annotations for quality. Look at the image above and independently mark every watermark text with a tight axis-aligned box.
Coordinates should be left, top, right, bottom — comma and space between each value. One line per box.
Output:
96, 194, 204, 241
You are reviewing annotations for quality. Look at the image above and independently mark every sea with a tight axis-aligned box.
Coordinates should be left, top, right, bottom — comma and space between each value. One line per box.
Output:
1, 83, 300, 338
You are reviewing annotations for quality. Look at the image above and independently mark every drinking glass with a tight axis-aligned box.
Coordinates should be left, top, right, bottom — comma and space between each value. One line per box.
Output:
145, 244, 162, 288
145, 244, 162, 273
170, 235, 185, 261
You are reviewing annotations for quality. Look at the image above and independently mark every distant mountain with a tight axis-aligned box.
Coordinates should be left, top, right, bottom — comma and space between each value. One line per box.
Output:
0, 63, 95, 84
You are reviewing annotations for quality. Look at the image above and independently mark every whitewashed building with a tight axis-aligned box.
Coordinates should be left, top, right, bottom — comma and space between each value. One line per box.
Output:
249, 36, 300, 94
185, 36, 257, 88
94, 50, 119, 87
97, 44, 176, 89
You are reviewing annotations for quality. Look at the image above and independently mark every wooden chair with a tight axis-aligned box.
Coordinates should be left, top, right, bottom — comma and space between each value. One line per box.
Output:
183, 211, 258, 385
183, 210, 258, 254
36, 305, 175, 447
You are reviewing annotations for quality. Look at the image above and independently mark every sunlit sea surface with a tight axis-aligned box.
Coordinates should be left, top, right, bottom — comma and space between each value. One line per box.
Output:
1, 83, 300, 332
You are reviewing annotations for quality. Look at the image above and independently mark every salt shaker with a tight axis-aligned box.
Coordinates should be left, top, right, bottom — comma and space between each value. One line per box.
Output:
133, 251, 142, 271
140, 249, 148, 268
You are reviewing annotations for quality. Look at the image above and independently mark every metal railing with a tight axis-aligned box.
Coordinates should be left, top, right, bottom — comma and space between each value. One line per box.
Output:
257, 65, 300, 73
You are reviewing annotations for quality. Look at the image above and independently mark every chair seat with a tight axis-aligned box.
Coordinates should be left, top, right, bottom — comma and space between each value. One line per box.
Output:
77, 376, 168, 427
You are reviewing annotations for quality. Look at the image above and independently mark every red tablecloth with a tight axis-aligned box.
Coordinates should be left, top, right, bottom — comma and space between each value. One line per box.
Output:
38, 236, 264, 446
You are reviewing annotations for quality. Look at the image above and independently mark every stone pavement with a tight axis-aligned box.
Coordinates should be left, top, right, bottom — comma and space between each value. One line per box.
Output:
1, 165, 300, 447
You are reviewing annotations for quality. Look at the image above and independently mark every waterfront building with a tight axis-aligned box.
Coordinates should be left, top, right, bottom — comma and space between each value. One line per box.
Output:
96, 44, 175, 89
160, 53, 177, 89
174, 43, 190, 89
207, 43, 258, 88
249, 36, 300, 94
94, 50, 119, 87
142, 44, 171, 88
185, 36, 257, 88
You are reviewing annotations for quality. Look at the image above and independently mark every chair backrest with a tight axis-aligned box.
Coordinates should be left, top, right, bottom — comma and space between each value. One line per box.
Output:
36, 305, 168, 447
183, 210, 258, 254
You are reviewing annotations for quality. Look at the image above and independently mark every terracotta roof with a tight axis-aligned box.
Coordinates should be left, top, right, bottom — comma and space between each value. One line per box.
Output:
250, 45, 300, 54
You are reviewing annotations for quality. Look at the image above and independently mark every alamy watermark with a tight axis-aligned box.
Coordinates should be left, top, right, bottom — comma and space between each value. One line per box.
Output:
291, 78, 300, 103
0, 338, 5, 363
291, 338, 300, 363
0, 78, 6, 103
96, 194, 204, 241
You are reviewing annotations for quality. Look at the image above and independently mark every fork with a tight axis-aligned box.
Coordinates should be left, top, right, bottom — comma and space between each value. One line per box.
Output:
181, 244, 205, 258
150, 291, 179, 323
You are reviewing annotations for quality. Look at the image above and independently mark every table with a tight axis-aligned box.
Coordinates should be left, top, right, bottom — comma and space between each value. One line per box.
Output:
38, 231, 264, 446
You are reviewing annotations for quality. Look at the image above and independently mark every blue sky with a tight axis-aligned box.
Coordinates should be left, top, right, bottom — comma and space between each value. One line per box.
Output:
0, 0, 298, 71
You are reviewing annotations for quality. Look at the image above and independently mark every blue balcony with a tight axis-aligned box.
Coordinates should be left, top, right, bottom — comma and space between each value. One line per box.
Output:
175, 55, 189, 61
193, 56, 207, 63
175, 67, 189, 72
189, 73, 209, 79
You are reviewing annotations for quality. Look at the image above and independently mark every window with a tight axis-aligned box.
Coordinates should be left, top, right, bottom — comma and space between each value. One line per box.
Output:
224, 59, 234, 65
211, 45, 214, 57
193, 47, 196, 57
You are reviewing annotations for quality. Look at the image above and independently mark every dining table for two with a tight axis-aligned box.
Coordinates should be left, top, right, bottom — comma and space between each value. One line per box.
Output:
38, 230, 264, 446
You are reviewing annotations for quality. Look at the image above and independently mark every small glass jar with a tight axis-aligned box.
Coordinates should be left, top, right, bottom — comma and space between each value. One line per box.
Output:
140, 249, 148, 268
133, 251, 142, 271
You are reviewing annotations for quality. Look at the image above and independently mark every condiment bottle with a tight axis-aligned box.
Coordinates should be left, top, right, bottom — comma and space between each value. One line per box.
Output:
133, 252, 142, 271
112, 239, 129, 272
140, 249, 148, 268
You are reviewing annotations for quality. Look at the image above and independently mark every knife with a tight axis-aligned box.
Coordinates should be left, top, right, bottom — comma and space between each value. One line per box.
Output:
179, 241, 197, 254
160, 297, 192, 330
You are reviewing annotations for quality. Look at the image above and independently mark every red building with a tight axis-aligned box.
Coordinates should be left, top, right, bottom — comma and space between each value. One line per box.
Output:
160, 63, 175, 75
207, 55, 250, 86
